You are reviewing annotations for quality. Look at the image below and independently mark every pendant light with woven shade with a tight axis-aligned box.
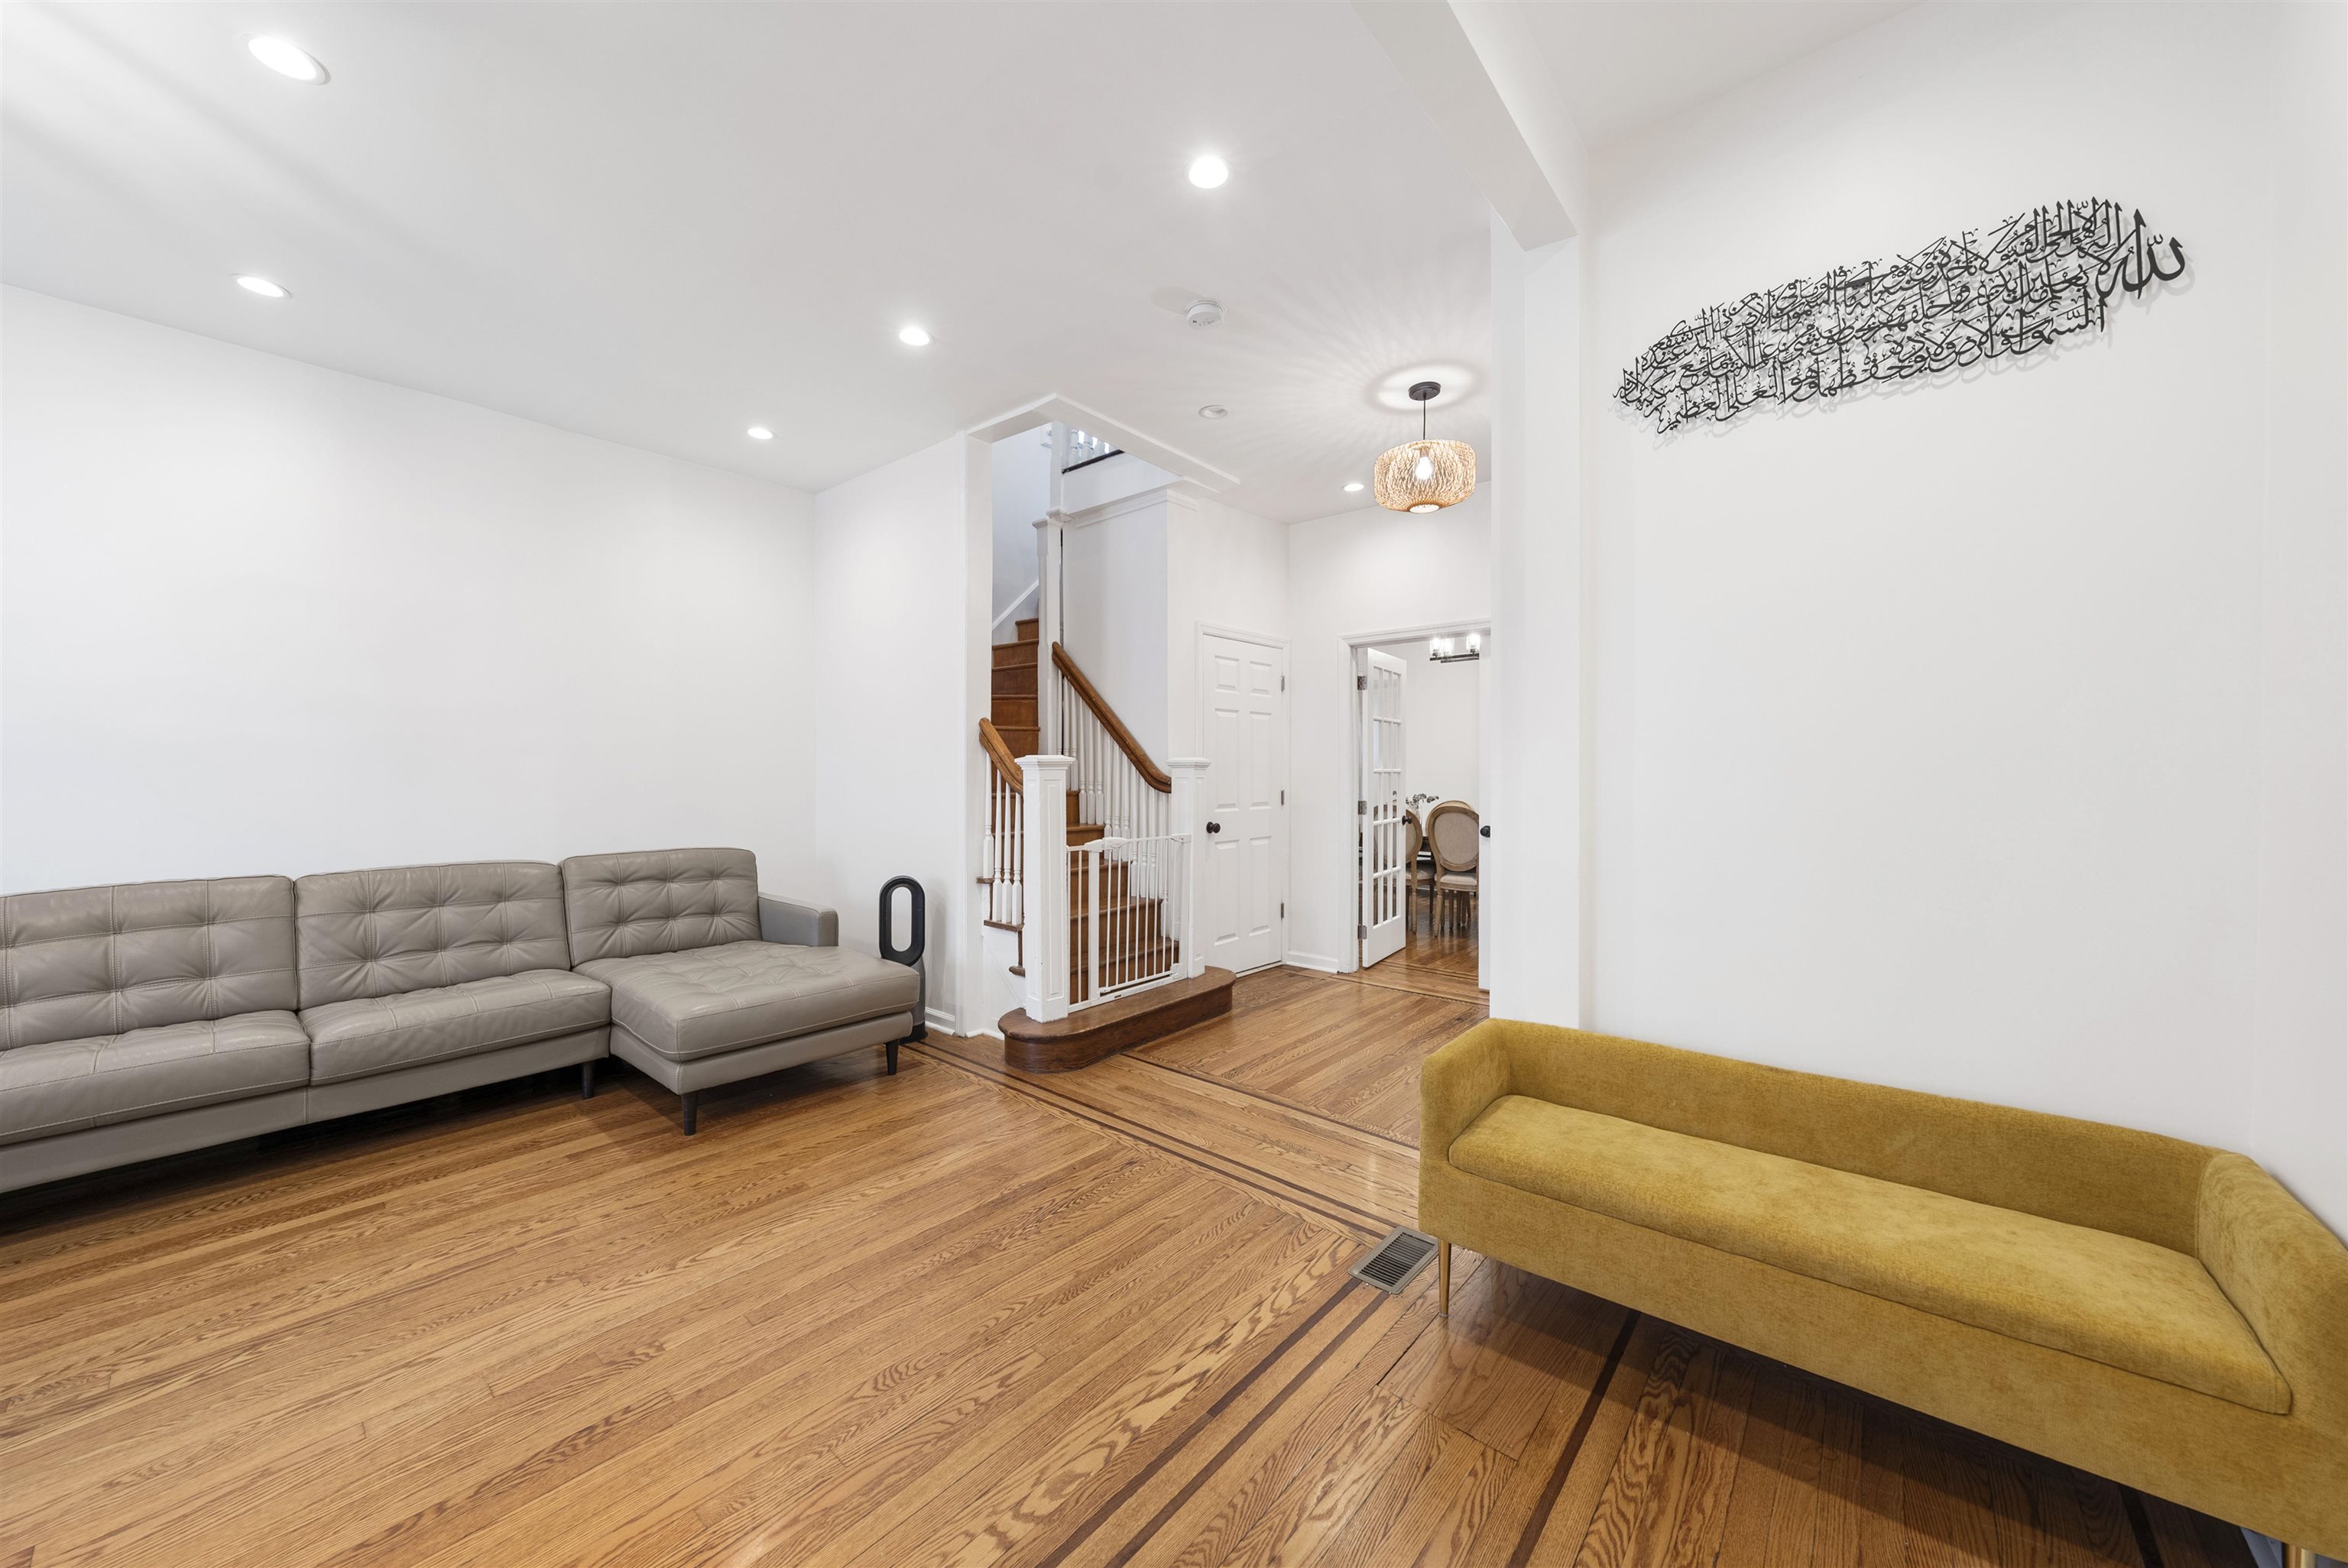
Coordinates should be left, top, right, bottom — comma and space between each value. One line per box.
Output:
1374, 381, 1476, 513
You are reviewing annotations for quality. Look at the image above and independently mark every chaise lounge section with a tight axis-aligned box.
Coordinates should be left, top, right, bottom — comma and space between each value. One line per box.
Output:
560, 848, 921, 1133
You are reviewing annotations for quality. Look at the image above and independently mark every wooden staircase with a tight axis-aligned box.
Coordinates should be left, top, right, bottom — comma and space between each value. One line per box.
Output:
990, 617, 1042, 758
982, 620, 1126, 978
978, 620, 1233, 1069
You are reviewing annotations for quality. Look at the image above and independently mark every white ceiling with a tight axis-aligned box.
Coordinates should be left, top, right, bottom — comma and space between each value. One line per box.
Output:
5, 2, 1497, 523
1516, 2, 1913, 149
5, 3, 1908, 523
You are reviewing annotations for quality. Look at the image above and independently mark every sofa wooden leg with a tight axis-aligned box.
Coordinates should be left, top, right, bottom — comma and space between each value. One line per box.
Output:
580, 1061, 596, 1100
1438, 1240, 1451, 1317
680, 1091, 699, 1136
887, 1040, 900, 1075
2284, 1545, 2315, 1568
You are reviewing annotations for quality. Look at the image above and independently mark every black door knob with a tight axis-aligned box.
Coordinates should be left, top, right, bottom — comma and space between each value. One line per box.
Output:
1479, 825, 1490, 837
1206, 821, 1222, 834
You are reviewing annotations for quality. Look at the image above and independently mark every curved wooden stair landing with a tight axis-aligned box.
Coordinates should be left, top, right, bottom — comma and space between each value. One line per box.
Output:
997, 967, 1235, 1073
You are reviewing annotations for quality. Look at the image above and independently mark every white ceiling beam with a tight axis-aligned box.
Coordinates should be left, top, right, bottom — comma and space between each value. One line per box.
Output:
1352, 1, 1588, 247
962, 394, 1240, 494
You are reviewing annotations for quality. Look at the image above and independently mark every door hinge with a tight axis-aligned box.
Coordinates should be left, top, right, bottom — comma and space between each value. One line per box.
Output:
1280, 675, 1286, 691
1280, 902, 1285, 918
1357, 674, 1367, 690
1357, 799, 1367, 815
1279, 789, 1285, 805
1357, 924, 1367, 940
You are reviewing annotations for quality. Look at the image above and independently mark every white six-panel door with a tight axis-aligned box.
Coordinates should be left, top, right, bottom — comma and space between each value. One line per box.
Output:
1201, 633, 1286, 973
1357, 647, 1408, 968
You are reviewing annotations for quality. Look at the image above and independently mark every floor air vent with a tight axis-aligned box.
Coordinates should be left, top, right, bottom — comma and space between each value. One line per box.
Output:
1351, 1227, 1438, 1293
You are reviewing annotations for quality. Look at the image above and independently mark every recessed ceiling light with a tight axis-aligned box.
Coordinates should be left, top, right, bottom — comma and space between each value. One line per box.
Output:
247, 35, 328, 84
1198, 404, 1228, 420
898, 324, 932, 347
1187, 154, 1229, 190
1344, 481, 1364, 493
235, 275, 289, 299
747, 426, 773, 440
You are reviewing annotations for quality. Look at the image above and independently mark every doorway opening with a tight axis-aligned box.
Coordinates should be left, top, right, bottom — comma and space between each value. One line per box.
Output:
1353, 622, 1490, 1000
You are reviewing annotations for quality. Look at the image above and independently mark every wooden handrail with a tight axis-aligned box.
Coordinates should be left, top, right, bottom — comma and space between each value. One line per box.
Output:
1052, 643, 1172, 792
977, 718, 1024, 788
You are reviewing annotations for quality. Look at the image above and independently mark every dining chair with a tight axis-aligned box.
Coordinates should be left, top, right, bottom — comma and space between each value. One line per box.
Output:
1403, 811, 1436, 932
1426, 802, 1480, 936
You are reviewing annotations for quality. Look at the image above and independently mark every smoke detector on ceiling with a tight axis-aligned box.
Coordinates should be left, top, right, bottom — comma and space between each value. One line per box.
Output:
1186, 298, 1224, 328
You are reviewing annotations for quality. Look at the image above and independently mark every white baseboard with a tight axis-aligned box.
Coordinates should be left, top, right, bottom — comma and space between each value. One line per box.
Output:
1283, 950, 1344, 974
924, 1005, 958, 1035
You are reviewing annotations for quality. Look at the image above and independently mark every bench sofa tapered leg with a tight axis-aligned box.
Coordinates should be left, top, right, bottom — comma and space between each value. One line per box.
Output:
680, 1090, 699, 1136
1438, 1240, 1451, 1317
2285, 1546, 2314, 1568
580, 1061, 596, 1100
887, 1039, 900, 1075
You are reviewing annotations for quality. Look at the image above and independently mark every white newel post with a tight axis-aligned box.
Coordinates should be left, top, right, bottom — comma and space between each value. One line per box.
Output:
1021, 753, 1074, 1022
1035, 514, 1065, 754
1167, 758, 1210, 980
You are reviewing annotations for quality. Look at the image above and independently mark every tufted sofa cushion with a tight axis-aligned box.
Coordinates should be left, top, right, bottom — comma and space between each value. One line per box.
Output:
2, 877, 299, 1052
296, 861, 573, 1009
301, 970, 608, 1084
0, 1011, 310, 1146
579, 941, 917, 1061
559, 848, 762, 965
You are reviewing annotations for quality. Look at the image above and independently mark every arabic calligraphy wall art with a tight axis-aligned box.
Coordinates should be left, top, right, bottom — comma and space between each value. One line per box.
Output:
1616, 198, 2187, 434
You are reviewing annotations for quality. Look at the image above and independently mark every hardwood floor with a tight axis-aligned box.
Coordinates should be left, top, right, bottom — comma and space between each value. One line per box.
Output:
1346, 922, 1487, 1006
1133, 964, 1485, 1142
0, 969, 2253, 1568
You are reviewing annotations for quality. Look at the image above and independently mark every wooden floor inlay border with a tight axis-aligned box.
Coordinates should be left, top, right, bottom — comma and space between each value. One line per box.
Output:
1117, 1051, 1419, 1154
911, 1039, 1401, 1239
1506, 1307, 1643, 1568
1061, 1278, 1384, 1566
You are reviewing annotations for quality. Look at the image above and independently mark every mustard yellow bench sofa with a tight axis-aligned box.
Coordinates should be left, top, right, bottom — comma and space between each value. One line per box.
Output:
1419, 1019, 2348, 1561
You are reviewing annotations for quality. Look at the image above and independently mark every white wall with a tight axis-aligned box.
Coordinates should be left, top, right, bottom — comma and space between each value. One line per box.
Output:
990, 426, 1049, 638
1059, 488, 1290, 766
1059, 490, 1169, 757
0, 287, 822, 895
813, 433, 988, 1033
1063, 450, 1180, 517
1488, 216, 1584, 1029
1370, 639, 1480, 809
1285, 491, 1492, 970
1540, 3, 2346, 1230
1167, 492, 1289, 760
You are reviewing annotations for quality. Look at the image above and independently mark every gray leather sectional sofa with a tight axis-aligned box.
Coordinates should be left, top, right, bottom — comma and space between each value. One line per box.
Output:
0, 847, 920, 1194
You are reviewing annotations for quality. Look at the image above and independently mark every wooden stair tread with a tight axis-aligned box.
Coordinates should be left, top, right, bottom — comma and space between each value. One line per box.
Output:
1065, 894, 1162, 918
1058, 931, 1178, 964
997, 968, 1235, 1071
